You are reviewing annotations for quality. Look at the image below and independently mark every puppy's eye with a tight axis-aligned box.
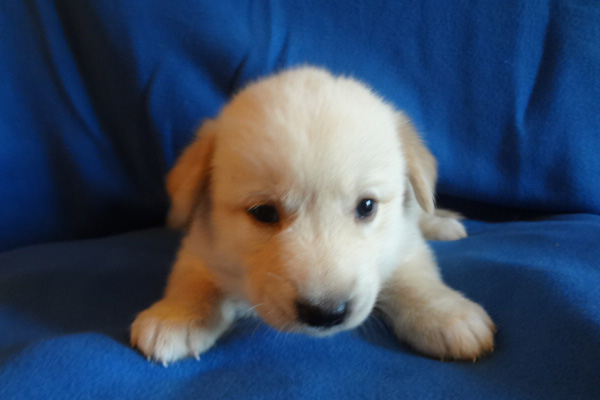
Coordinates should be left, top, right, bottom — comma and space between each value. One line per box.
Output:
248, 204, 280, 224
355, 198, 377, 219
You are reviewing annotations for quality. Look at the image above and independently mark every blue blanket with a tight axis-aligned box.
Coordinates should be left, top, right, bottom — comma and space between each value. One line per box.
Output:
1, 0, 599, 398
1, 216, 599, 399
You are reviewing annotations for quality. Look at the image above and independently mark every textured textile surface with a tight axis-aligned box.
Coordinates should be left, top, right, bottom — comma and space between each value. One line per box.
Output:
1, 1, 599, 399
1, 218, 599, 399
1, 0, 599, 250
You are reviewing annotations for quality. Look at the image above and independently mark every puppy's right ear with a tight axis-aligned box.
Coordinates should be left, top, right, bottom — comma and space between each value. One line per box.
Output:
166, 120, 216, 230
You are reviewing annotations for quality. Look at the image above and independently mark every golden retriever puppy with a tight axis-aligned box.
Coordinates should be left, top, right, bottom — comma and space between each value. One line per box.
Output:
131, 67, 495, 365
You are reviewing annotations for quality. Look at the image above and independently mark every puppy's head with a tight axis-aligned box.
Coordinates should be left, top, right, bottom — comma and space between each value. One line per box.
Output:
167, 67, 436, 335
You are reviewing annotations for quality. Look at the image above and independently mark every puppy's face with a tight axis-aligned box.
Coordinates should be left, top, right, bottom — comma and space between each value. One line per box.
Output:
176, 69, 422, 336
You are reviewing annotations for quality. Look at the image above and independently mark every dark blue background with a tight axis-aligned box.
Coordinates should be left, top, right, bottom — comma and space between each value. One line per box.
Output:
2, 0, 599, 251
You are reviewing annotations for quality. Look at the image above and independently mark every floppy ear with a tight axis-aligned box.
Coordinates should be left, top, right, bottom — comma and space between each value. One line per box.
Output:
166, 120, 216, 230
397, 112, 437, 214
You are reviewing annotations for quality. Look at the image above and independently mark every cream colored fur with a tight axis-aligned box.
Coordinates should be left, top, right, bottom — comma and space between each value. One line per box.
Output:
130, 67, 495, 365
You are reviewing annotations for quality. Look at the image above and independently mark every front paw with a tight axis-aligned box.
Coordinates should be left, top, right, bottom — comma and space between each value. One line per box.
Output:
392, 291, 496, 361
130, 299, 229, 365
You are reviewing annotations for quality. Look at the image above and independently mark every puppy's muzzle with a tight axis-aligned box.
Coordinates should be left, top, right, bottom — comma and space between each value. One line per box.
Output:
295, 300, 350, 328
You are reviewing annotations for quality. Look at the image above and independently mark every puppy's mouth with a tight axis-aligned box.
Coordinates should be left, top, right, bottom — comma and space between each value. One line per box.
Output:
253, 295, 376, 336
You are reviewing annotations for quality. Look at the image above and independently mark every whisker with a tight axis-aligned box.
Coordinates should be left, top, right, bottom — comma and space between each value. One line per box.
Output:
249, 318, 264, 338
373, 315, 388, 335
245, 303, 266, 314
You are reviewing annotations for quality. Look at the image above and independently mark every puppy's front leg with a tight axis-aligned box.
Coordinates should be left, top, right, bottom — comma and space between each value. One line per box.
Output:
379, 242, 495, 361
130, 250, 235, 365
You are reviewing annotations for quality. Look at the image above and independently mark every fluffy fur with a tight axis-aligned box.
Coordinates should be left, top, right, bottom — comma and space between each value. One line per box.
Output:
130, 67, 495, 365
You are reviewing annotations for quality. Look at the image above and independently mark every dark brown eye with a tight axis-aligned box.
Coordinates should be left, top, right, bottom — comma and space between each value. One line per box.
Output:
356, 198, 377, 219
248, 205, 280, 224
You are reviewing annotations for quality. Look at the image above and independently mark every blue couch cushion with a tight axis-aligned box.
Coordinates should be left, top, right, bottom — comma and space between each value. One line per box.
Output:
2, 0, 600, 250
1, 215, 599, 399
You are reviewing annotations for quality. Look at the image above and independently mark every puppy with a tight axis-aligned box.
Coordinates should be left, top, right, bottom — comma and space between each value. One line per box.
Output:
131, 67, 495, 365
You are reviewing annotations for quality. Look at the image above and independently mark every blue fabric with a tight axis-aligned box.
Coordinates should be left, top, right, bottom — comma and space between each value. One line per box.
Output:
1, 217, 599, 399
2, 0, 600, 399
2, 0, 600, 251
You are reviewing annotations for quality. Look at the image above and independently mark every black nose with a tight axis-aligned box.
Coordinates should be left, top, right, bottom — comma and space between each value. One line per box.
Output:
295, 300, 350, 328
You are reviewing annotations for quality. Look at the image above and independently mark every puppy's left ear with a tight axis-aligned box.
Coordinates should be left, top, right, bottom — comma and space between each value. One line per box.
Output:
396, 112, 437, 214
166, 120, 217, 230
